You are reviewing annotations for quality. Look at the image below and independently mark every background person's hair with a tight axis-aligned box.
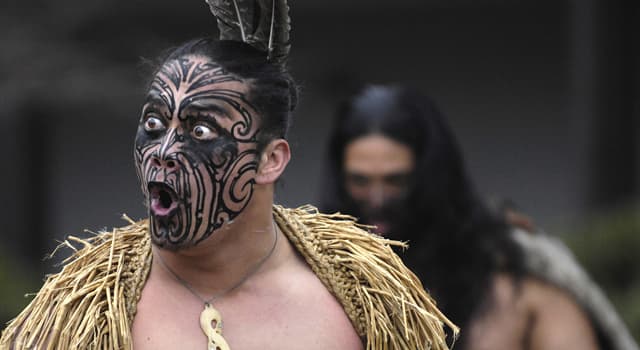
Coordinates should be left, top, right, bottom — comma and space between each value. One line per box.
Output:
147, 38, 299, 152
320, 84, 525, 342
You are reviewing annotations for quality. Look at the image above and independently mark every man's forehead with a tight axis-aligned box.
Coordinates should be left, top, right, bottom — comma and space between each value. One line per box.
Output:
146, 79, 251, 103
344, 135, 415, 176
144, 55, 255, 116
152, 56, 250, 97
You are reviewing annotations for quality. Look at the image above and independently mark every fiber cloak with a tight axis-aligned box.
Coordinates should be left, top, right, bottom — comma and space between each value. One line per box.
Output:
1, 205, 456, 350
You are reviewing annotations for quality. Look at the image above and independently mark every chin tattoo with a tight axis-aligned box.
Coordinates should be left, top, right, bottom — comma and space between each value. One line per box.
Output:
134, 56, 260, 250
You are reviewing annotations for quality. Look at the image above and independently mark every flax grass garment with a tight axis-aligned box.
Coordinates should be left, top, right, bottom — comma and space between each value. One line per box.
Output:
1, 205, 457, 350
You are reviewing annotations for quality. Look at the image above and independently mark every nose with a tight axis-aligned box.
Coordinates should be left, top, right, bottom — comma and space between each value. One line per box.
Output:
368, 184, 385, 209
151, 154, 178, 172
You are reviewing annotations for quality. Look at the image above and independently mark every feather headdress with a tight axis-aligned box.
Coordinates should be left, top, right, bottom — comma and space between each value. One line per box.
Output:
205, 0, 291, 65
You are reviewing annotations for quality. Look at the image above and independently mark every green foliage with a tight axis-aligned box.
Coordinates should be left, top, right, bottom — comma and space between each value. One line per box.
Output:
0, 253, 39, 330
562, 205, 640, 342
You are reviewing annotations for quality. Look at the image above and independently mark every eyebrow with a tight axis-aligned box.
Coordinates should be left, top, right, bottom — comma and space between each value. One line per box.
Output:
180, 99, 231, 119
142, 102, 168, 118
143, 92, 170, 110
383, 172, 413, 179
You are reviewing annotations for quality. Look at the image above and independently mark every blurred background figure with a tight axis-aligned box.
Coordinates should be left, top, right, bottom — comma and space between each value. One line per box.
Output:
320, 84, 637, 350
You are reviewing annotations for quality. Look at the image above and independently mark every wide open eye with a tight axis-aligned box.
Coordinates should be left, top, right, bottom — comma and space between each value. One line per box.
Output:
144, 117, 166, 132
192, 125, 218, 141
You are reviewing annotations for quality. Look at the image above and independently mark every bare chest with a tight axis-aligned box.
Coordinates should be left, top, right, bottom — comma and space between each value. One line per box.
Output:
132, 302, 312, 350
131, 267, 362, 350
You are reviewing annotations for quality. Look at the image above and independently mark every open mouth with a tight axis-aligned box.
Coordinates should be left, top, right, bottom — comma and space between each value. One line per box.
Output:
148, 182, 179, 218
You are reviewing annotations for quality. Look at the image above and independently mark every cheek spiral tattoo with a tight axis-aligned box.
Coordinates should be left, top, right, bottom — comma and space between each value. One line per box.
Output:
133, 57, 261, 249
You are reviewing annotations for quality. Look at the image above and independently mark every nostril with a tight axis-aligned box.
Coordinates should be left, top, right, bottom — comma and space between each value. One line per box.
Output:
167, 160, 176, 168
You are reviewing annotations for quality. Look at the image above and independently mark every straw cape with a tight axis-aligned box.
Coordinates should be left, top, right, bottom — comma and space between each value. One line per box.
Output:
1, 205, 457, 350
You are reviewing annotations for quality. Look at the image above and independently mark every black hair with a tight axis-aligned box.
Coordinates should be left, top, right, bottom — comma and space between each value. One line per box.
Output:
149, 37, 299, 151
320, 84, 525, 344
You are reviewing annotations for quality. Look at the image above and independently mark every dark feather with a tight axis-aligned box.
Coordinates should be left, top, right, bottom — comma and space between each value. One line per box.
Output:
204, 0, 291, 65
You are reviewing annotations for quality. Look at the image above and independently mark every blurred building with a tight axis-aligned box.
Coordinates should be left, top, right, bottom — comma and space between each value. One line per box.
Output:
0, 0, 638, 322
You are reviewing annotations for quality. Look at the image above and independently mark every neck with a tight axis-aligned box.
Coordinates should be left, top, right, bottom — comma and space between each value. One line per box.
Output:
153, 184, 281, 297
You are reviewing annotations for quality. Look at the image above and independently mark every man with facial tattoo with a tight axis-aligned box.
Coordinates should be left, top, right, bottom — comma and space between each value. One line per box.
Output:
320, 84, 638, 350
0, 2, 455, 350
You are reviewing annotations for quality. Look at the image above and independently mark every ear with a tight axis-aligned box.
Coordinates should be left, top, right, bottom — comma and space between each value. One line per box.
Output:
255, 139, 291, 185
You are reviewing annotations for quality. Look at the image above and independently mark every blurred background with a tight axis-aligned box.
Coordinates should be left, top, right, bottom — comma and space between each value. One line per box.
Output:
0, 0, 638, 339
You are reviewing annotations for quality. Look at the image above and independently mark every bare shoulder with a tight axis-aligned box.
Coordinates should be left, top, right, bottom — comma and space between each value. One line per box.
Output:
523, 276, 599, 350
466, 273, 530, 350
467, 272, 599, 350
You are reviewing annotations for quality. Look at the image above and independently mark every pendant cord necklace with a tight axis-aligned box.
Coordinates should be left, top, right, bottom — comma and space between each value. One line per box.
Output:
155, 221, 279, 350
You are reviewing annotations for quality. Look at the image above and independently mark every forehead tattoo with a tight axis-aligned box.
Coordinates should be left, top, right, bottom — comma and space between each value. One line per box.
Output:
134, 56, 261, 249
